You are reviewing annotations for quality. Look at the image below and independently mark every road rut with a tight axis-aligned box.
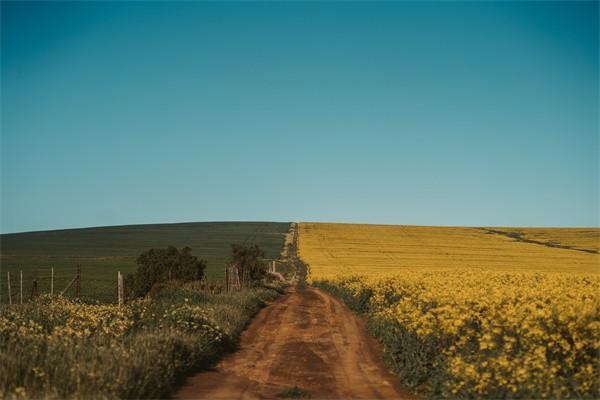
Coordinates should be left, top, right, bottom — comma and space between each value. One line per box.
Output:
174, 286, 409, 399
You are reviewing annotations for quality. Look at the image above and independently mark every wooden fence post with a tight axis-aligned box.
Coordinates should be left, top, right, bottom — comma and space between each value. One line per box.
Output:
31, 270, 38, 300
76, 265, 81, 298
51, 267, 54, 296
60, 276, 77, 296
20, 270, 23, 304
117, 271, 123, 306
224, 268, 229, 292
7, 272, 12, 305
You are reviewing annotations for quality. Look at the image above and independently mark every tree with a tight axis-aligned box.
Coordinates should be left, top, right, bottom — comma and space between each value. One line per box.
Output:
125, 246, 206, 298
230, 242, 266, 286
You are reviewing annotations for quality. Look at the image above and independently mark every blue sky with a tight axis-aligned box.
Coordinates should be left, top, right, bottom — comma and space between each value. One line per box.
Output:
1, 1, 598, 233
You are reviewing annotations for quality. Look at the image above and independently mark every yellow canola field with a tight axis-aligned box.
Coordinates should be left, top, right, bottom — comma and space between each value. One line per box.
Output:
298, 223, 600, 398
298, 223, 599, 278
489, 227, 600, 253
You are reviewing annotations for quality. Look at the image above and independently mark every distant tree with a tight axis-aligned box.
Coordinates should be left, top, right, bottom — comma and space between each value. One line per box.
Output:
125, 246, 206, 298
230, 243, 266, 285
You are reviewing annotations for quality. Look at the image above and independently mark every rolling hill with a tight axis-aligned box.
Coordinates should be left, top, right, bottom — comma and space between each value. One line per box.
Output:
0, 221, 290, 302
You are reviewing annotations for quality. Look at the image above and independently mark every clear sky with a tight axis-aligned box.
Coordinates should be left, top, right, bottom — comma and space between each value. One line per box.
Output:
1, 1, 598, 233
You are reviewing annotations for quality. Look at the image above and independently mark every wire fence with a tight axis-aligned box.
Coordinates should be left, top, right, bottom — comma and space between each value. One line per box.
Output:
0, 258, 293, 305
0, 266, 122, 305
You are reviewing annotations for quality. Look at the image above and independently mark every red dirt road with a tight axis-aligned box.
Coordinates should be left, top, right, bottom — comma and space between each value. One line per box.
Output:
174, 286, 410, 400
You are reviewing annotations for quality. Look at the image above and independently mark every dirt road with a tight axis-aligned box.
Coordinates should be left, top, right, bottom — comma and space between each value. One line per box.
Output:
174, 286, 409, 399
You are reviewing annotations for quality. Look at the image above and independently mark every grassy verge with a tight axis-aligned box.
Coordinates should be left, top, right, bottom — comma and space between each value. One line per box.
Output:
0, 283, 282, 399
277, 386, 312, 398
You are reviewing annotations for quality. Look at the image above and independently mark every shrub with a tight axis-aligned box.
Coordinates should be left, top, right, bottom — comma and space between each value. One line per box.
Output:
230, 243, 267, 285
125, 246, 206, 298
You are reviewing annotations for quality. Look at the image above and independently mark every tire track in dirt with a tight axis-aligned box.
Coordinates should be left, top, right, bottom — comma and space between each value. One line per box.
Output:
173, 286, 411, 399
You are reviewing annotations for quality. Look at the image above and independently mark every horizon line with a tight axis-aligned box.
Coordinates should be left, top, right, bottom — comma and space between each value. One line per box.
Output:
1, 219, 599, 236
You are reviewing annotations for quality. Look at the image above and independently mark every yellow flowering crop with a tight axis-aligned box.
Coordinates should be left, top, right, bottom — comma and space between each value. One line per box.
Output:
158, 303, 224, 341
0, 295, 137, 342
300, 222, 600, 398
299, 223, 599, 277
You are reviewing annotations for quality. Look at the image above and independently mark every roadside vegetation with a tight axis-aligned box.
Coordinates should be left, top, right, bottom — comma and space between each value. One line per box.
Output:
277, 386, 312, 398
0, 242, 284, 399
0, 282, 282, 399
124, 245, 207, 298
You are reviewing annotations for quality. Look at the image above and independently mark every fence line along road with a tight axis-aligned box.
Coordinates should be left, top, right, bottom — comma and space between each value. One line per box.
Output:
0, 266, 126, 305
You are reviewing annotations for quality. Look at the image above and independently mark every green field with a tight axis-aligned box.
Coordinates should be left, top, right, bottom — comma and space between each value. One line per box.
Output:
0, 222, 290, 303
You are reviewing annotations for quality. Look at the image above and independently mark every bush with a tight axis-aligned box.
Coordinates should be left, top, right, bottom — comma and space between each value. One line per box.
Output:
230, 243, 267, 285
125, 246, 206, 299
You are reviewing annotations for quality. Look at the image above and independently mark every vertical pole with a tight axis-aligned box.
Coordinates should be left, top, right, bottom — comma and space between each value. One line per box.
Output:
31, 270, 38, 300
224, 268, 229, 292
51, 267, 54, 296
76, 265, 81, 299
20, 271, 23, 304
117, 271, 123, 306
7, 272, 12, 305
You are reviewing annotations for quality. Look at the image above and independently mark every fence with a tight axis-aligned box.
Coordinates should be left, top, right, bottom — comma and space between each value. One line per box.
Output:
223, 259, 291, 292
0, 266, 127, 305
1, 258, 292, 304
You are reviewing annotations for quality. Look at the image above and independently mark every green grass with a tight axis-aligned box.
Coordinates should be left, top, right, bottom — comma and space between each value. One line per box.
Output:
0, 222, 290, 303
277, 386, 312, 398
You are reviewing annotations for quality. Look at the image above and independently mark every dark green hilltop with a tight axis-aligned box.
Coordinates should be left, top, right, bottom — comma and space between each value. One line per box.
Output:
0, 222, 291, 302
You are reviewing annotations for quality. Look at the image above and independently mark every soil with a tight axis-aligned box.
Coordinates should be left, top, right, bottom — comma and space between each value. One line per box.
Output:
173, 286, 412, 400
